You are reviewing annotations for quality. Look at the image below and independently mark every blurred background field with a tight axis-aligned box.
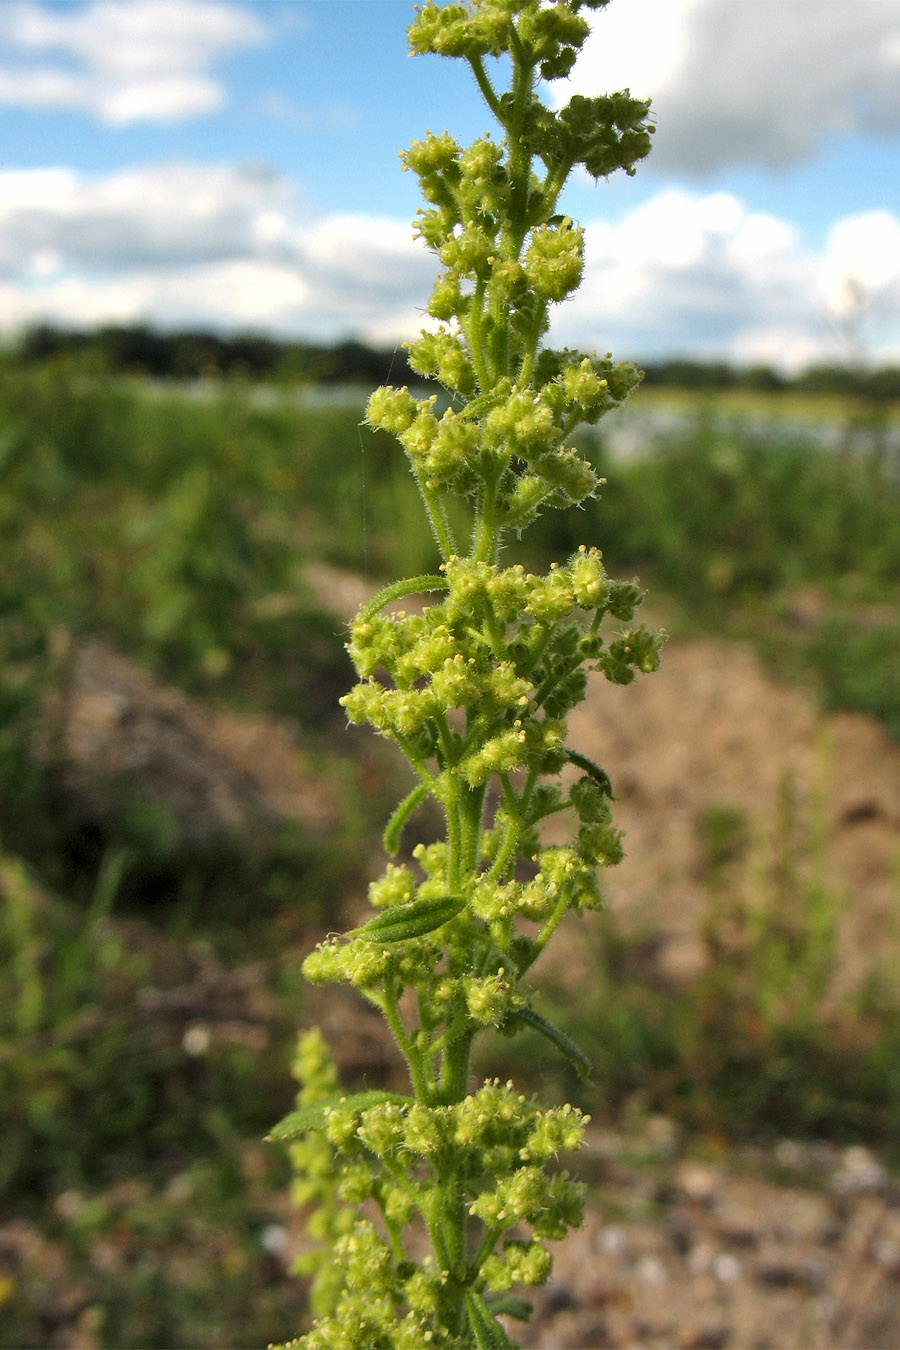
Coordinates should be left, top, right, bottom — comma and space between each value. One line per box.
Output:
1, 333, 899, 1348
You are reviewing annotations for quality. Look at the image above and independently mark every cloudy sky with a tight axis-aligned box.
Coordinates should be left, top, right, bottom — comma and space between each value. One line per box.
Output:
2, 0, 900, 369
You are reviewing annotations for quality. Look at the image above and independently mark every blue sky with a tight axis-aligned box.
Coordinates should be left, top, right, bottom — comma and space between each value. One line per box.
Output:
2, 0, 900, 368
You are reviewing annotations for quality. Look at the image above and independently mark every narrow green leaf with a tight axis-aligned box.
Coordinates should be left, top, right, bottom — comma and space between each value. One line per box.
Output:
507, 1006, 593, 1081
354, 893, 465, 943
383, 782, 431, 856
465, 1290, 515, 1350
566, 749, 614, 798
357, 574, 449, 623
267, 1090, 412, 1142
485, 1295, 533, 1322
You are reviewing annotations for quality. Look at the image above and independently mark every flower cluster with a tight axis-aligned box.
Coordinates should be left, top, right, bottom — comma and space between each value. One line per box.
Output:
274, 3, 661, 1347
277, 1066, 587, 1350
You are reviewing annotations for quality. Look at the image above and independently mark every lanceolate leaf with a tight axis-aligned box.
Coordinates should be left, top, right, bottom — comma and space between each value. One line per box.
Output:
485, 1295, 533, 1322
507, 1006, 594, 1080
383, 781, 431, 856
465, 1290, 516, 1350
354, 893, 465, 943
566, 749, 614, 798
267, 1090, 412, 1142
357, 574, 449, 623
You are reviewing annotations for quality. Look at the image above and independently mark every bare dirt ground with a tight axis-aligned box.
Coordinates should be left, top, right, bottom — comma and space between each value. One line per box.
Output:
541, 634, 900, 998
514, 1120, 900, 1349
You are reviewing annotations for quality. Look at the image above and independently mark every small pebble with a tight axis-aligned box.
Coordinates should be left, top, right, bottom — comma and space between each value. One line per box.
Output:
832, 1145, 888, 1195
713, 1253, 741, 1285
637, 1254, 668, 1286
259, 1224, 288, 1257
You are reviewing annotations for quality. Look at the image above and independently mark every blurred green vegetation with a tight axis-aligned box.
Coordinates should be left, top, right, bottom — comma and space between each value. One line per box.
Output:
0, 354, 898, 1346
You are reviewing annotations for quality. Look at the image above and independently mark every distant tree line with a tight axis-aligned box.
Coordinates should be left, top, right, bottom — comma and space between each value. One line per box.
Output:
7, 324, 418, 387
6, 323, 900, 400
639, 358, 900, 401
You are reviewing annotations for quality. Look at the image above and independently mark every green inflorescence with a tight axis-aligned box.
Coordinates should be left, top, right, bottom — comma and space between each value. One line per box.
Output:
272, 3, 661, 1345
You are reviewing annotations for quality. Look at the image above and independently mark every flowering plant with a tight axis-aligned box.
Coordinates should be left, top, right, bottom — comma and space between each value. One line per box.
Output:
271, 3, 659, 1345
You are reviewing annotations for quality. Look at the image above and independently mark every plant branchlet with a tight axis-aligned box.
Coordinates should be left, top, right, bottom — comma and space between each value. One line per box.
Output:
272, 4, 661, 1346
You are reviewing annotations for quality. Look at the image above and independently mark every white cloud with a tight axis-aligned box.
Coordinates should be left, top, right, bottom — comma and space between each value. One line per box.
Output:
0, 0, 265, 123
564, 0, 900, 172
557, 191, 900, 370
1, 163, 898, 367
0, 162, 294, 270
0, 162, 434, 340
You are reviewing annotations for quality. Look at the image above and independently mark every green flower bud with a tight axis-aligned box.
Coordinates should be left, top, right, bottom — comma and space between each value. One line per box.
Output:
425, 408, 481, 485
403, 1271, 440, 1319
469, 877, 521, 923
489, 257, 526, 300
561, 357, 609, 409
492, 1166, 545, 1225
302, 937, 345, 985
381, 687, 439, 736
357, 1102, 406, 1158
385, 1185, 417, 1229
369, 863, 415, 909
538, 846, 580, 888
524, 219, 584, 302
403, 1102, 447, 1156
459, 136, 502, 184
342, 938, 394, 990
487, 388, 557, 457
439, 222, 495, 277
461, 726, 528, 786
336, 1221, 393, 1289
403, 131, 461, 178
337, 1162, 378, 1204
578, 819, 624, 868
292, 1026, 339, 1102
536, 447, 599, 502
412, 839, 449, 878
400, 406, 439, 461
423, 272, 461, 319
323, 1100, 359, 1150
366, 385, 418, 436
401, 624, 456, 682
408, 330, 476, 396
485, 661, 532, 711
413, 206, 453, 249
606, 578, 644, 620
429, 653, 479, 708
517, 873, 556, 922
521, 1103, 587, 1161
569, 545, 608, 607
524, 569, 575, 622
394, 1313, 438, 1350
603, 625, 662, 682
464, 971, 519, 1026
532, 1172, 585, 1240
481, 1237, 553, 1292
501, 473, 548, 530
408, 3, 473, 58
569, 775, 610, 824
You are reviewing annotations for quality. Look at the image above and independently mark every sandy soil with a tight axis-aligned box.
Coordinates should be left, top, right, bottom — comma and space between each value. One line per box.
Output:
541, 635, 900, 998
